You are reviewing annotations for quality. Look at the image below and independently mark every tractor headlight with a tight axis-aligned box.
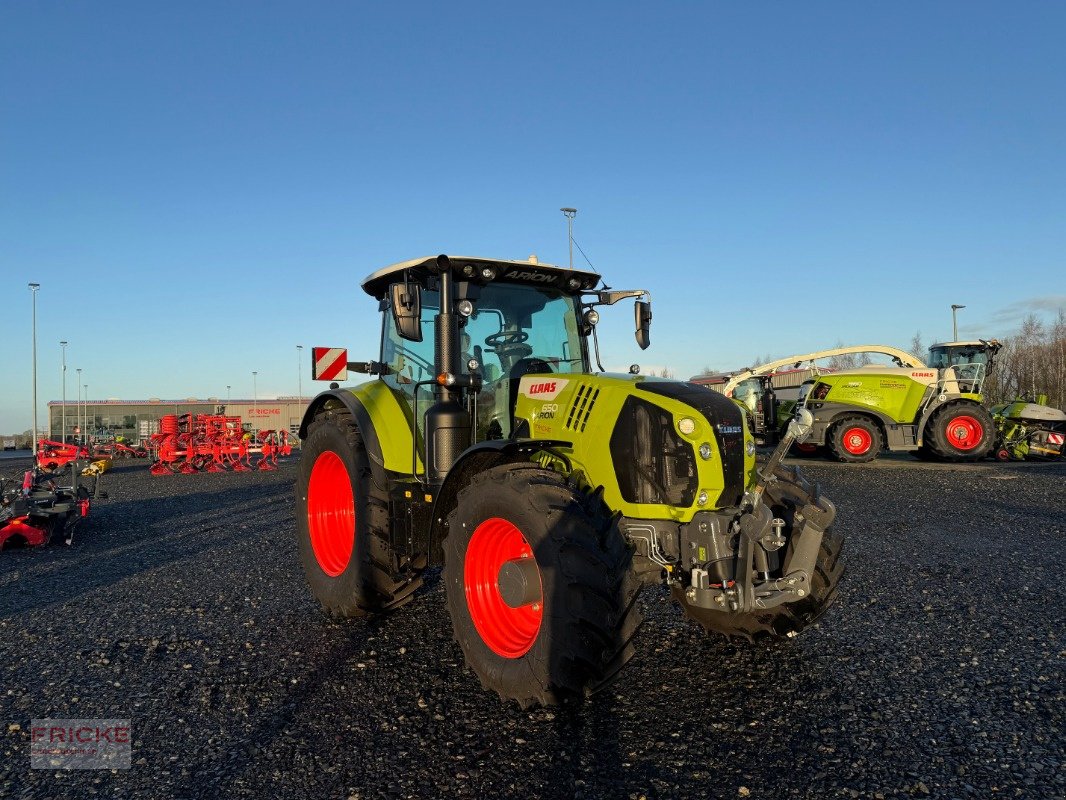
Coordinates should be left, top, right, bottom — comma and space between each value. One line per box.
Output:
746, 441, 756, 457
698, 443, 712, 460
584, 309, 600, 326
678, 417, 696, 435
457, 299, 474, 317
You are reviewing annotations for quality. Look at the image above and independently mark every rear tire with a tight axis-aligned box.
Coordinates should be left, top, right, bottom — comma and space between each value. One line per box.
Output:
829, 415, 882, 463
926, 403, 994, 461
444, 464, 642, 707
295, 408, 422, 619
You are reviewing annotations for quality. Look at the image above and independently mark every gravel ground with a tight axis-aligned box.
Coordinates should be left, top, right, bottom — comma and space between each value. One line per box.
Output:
1, 455, 1063, 799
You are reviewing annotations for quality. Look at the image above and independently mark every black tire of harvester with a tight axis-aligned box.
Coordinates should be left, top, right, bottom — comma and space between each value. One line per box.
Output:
926, 403, 995, 462
828, 415, 883, 463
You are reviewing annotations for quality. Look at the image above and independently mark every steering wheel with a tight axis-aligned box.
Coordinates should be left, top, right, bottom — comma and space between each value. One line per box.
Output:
485, 330, 529, 350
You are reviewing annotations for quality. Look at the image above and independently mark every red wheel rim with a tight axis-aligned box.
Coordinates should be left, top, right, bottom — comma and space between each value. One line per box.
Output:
946, 415, 982, 451
842, 426, 872, 455
464, 517, 543, 658
306, 451, 354, 577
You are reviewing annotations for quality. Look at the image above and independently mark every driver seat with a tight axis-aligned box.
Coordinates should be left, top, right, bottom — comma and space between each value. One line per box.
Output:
508, 357, 554, 432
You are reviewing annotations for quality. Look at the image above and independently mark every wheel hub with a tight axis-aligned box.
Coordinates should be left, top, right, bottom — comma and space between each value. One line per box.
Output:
946, 415, 982, 450
843, 427, 871, 455
496, 556, 542, 608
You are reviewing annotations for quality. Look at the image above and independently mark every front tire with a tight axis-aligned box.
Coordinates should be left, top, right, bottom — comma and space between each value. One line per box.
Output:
295, 408, 422, 619
444, 464, 642, 707
829, 415, 882, 463
926, 403, 995, 461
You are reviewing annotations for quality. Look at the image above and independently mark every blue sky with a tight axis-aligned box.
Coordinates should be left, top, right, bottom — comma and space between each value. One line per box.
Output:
2, 1, 1064, 432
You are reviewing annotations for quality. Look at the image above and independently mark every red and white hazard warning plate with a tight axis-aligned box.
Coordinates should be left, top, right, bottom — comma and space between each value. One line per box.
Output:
1048, 432, 1065, 446
312, 347, 348, 381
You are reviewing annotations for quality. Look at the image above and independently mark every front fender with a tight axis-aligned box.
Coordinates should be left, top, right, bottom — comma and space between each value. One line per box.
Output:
427, 438, 572, 562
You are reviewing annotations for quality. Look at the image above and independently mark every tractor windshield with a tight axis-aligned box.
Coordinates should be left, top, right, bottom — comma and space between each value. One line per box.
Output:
381, 281, 586, 441
927, 345, 991, 369
463, 283, 586, 383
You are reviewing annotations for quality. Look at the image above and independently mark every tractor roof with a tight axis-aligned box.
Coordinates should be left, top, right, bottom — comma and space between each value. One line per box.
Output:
361, 255, 601, 300
930, 339, 1001, 349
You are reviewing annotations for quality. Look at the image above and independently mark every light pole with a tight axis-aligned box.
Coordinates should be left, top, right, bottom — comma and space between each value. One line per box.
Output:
951, 304, 966, 342
227, 385, 231, 404
296, 345, 303, 403
252, 371, 258, 437
76, 369, 82, 444
60, 341, 68, 443
560, 207, 576, 269
28, 283, 40, 456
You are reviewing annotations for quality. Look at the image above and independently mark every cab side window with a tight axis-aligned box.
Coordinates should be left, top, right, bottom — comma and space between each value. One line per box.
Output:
382, 288, 439, 405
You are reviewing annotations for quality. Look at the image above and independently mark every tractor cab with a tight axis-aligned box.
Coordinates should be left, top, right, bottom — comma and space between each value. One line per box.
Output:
366, 255, 651, 479
927, 339, 1001, 393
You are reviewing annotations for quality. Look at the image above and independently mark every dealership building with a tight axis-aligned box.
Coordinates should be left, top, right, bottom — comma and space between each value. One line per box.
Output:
46, 397, 310, 444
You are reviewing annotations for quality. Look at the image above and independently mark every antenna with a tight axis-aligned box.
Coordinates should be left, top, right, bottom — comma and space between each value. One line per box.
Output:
560, 207, 577, 269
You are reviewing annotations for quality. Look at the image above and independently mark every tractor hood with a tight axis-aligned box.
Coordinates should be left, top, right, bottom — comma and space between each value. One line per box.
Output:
513, 373, 754, 517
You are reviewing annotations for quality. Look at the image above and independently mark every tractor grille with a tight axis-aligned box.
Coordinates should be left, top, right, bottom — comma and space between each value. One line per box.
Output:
565, 384, 599, 432
610, 396, 698, 506
635, 381, 747, 508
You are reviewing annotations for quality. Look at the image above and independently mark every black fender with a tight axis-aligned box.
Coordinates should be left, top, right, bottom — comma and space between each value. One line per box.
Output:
298, 389, 389, 492
809, 404, 894, 446
427, 438, 573, 563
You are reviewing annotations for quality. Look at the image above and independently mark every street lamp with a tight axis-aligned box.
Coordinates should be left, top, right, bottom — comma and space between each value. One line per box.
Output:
76, 369, 82, 444
951, 304, 966, 342
560, 207, 577, 269
227, 385, 231, 404
296, 345, 303, 403
28, 283, 40, 456
60, 341, 68, 443
252, 371, 258, 437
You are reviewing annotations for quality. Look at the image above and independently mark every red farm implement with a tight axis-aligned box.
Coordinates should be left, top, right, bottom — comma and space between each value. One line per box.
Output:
1, 462, 106, 549
35, 439, 91, 469
36, 439, 146, 469
148, 413, 292, 476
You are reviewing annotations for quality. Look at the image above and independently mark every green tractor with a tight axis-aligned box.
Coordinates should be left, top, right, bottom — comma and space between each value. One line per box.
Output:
295, 255, 841, 706
725, 341, 1002, 463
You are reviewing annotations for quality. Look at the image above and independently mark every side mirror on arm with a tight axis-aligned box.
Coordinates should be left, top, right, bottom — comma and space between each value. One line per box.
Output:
634, 300, 652, 350
390, 281, 423, 342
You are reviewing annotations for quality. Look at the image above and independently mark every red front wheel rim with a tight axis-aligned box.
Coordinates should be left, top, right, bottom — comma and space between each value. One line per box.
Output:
464, 517, 543, 658
842, 427, 872, 455
307, 451, 355, 576
946, 415, 982, 451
